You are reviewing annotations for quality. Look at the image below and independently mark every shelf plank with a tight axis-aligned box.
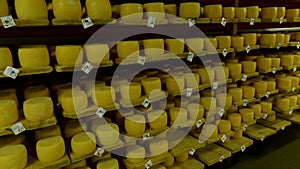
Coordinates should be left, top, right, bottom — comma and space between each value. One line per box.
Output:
170, 135, 206, 157
55, 61, 113, 72
0, 66, 53, 78
257, 118, 291, 131
218, 136, 254, 153
244, 124, 277, 141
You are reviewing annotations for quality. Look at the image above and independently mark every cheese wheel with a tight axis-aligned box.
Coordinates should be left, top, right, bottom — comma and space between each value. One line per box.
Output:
235, 7, 246, 18
198, 68, 215, 84
149, 139, 168, 156
261, 101, 272, 113
204, 38, 218, 51
295, 32, 300, 41
254, 81, 268, 95
23, 97, 53, 122
0, 0, 8, 17
288, 96, 297, 107
36, 136, 65, 163
163, 155, 174, 167
227, 63, 242, 77
216, 93, 232, 109
0, 47, 13, 69
169, 107, 188, 124
214, 66, 229, 81
260, 34, 276, 45
187, 103, 204, 121
281, 55, 294, 67
64, 160, 86, 169
141, 77, 162, 95
94, 86, 115, 107
239, 108, 254, 122
60, 90, 88, 115
96, 123, 119, 145
175, 152, 189, 162
271, 58, 281, 68
218, 120, 231, 134
18, 46, 50, 68
241, 33, 257, 46
148, 110, 167, 129
120, 82, 141, 100
246, 6, 259, 18
223, 7, 235, 19
15, 0, 48, 19
202, 124, 218, 138
241, 61, 256, 73
125, 115, 145, 136
276, 97, 289, 110
117, 41, 139, 59
183, 73, 200, 88
261, 7, 278, 19
71, 132, 96, 156
294, 55, 300, 66
257, 57, 272, 70
266, 114, 276, 121
85, 0, 112, 20
166, 76, 185, 93
241, 86, 255, 99
85, 44, 110, 64
232, 130, 243, 139
64, 121, 85, 139
126, 145, 145, 163
200, 97, 217, 111
201, 89, 214, 97
204, 4, 222, 19
34, 125, 61, 140
0, 144, 27, 169
179, 2, 200, 18
186, 38, 204, 53
228, 113, 242, 127
0, 134, 25, 147
277, 7, 286, 18
297, 94, 300, 105
165, 39, 184, 54
0, 100, 18, 127
231, 37, 244, 48
287, 76, 299, 87
277, 78, 292, 90
284, 34, 291, 43
216, 36, 231, 49
144, 2, 165, 19
286, 9, 299, 18
24, 85, 50, 100
97, 158, 119, 169
267, 81, 276, 91
228, 88, 243, 102
53, 0, 82, 19
143, 39, 164, 56
56, 45, 83, 66
165, 4, 177, 18
165, 101, 175, 111
120, 3, 143, 20
276, 34, 285, 44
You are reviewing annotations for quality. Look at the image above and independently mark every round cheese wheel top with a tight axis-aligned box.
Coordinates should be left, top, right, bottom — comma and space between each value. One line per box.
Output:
143, 39, 164, 56
0, 144, 28, 169
120, 82, 141, 100
260, 34, 276, 45
86, 0, 112, 20
228, 113, 242, 127
277, 7, 286, 18
126, 145, 145, 163
97, 158, 119, 169
56, 45, 83, 66
218, 120, 231, 134
120, 3, 143, 20
23, 97, 54, 122
165, 4, 177, 18
246, 6, 259, 18
286, 9, 299, 18
0, 100, 18, 127
36, 136, 65, 163
15, 0, 48, 19
0, 0, 9, 17
85, 44, 110, 64
204, 4, 222, 19
179, 2, 200, 18
117, 41, 139, 59
144, 2, 165, 19
24, 85, 50, 100
223, 7, 235, 19
175, 152, 189, 162
235, 7, 246, 18
18, 46, 50, 68
71, 132, 96, 156
141, 77, 162, 95
261, 7, 278, 19
53, 0, 82, 19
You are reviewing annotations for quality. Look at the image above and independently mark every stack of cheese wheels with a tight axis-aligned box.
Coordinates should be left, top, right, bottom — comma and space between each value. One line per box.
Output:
15, 0, 48, 19
96, 123, 119, 146
0, 0, 9, 17
168, 107, 188, 124
186, 38, 204, 53
18, 46, 50, 68
249, 103, 262, 116
71, 132, 96, 156
85, 44, 110, 64
141, 77, 162, 95
228, 88, 243, 102
254, 81, 268, 95
144, 2, 165, 19
149, 139, 168, 156
175, 152, 189, 162
198, 68, 215, 84
117, 41, 139, 59
64, 121, 86, 139
125, 115, 145, 136
271, 58, 281, 68
261, 7, 278, 19
267, 81, 276, 91
187, 103, 204, 121
286, 9, 299, 18
294, 55, 300, 66
201, 124, 218, 138
94, 86, 115, 107
56, 45, 83, 66
280, 55, 294, 67
239, 108, 254, 122
214, 66, 229, 81
204, 4, 222, 19
217, 120, 231, 134
60, 90, 88, 115
231, 36, 244, 48
162, 155, 174, 167
257, 57, 272, 70
288, 96, 297, 107
204, 38, 218, 51
165, 39, 184, 54
0, 134, 25, 147
260, 34, 276, 45
277, 7, 286, 18
120, 3, 143, 20
0, 100, 18, 127
223, 7, 235, 19
0, 144, 28, 169
0, 47, 13, 69
241, 86, 255, 99
165, 4, 177, 18
246, 6, 259, 18
216, 36, 231, 49
166, 76, 184, 93
227, 63, 242, 77
228, 113, 242, 127
126, 145, 145, 163
200, 97, 217, 111
143, 39, 164, 56
216, 93, 232, 110
276, 34, 285, 44
241, 61, 256, 73
277, 78, 292, 90
34, 125, 61, 140
53, 0, 82, 19
235, 7, 247, 18
241, 33, 257, 46
276, 97, 290, 110
179, 2, 200, 18
287, 76, 299, 87
23, 97, 54, 121
24, 85, 50, 100
36, 136, 65, 163
261, 101, 272, 113
148, 110, 167, 129
183, 73, 200, 88
97, 158, 119, 169
85, 0, 112, 20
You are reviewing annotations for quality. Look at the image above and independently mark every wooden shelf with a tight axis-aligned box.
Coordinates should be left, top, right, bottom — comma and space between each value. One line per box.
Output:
218, 136, 254, 153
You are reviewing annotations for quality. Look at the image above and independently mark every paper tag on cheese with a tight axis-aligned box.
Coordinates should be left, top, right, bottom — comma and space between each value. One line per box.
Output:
219, 108, 225, 117
94, 147, 105, 157
186, 88, 193, 97
219, 155, 225, 162
279, 17, 284, 24
246, 45, 251, 53
282, 126, 285, 130
137, 56, 146, 65
188, 18, 195, 27
1, 15, 16, 28
265, 91, 271, 98
241, 74, 247, 81
277, 43, 282, 49
242, 124, 248, 131
272, 67, 277, 74
143, 133, 151, 140
145, 160, 153, 169
243, 99, 249, 106
297, 42, 300, 49
293, 67, 297, 72
241, 145, 246, 152
263, 114, 268, 120
147, 16, 156, 28
82, 17, 93, 29
187, 52, 194, 62
212, 82, 218, 89
196, 120, 203, 128
96, 107, 106, 118
221, 17, 226, 27
221, 134, 227, 143
292, 87, 296, 92
3, 66, 19, 79
250, 18, 255, 25
261, 136, 265, 141
82, 62, 94, 74
11, 122, 25, 135
142, 98, 150, 108
289, 108, 293, 115
222, 48, 228, 57
189, 148, 196, 155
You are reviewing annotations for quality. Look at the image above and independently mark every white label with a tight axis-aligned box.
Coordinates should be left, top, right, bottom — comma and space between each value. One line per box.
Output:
137, 56, 146, 65
147, 16, 156, 28
221, 17, 226, 27
282, 126, 286, 130
250, 18, 255, 25
187, 52, 194, 62
94, 147, 105, 157
81, 62, 94, 74
3, 66, 19, 79
277, 43, 282, 49
143, 133, 151, 140
96, 107, 106, 118
222, 48, 228, 57
289, 108, 293, 115
1, 15, 16, 28
81, 17, 93, 29
265, 91, 270, 98
219, 155, 225, 162
188, 18, 195, 27
186, 88, 193, 97
241, 145, 246, 152
261, 136, 265, 141
145, 160, 153, 169
212, 82, 218, 89
241, 74, 247, 81
292, 87, 296, 92
142, 98, 150, 108
189, 148, 196, 155
221, 134, 227, 143
196, 120, 203, 128
219, 108, 225, 117
243, 99, 248, 106
242, 124, 248, 131
293, 67, 297, 72
272, 67, 277, 74
279, 17, 284, 24
11, 122, 25, 135
246, 45, 251, 53
297, 42, 300, 49
263, 114, 268, 120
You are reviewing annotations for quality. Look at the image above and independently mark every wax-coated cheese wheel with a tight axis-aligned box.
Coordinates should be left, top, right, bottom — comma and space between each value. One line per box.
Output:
241, 61, 256, 73
120, 3, 143, 20
94, 86, 115, 107
169, 107, 188, 124
0, 0, 8, 17
85, 44, 110, 64
144, 2, 165, 19
216, 93, 232, 109
297, 94, 300, 105
183, 73, 199, 88
204, 38, 218, 51
175, 152, 189, 162
241, 33, 257, 46
286, 9, 299, 18
216, 36, 231, 49
228, 88, 243, 102
277, 78, 292, 90
165, 39, 184, 54
18, 46, 50, 68
276, 97, 289, 110
15, 0, 48, 19
218, 120, 231, 134
294, 55, 300, 66
0, 144, 27, 169
257, 57, 272, 70
232, 130, 243, 139
53, 0, 82, 19
141, 77, 162, 95
288, 96, 297, 107
56, 45, 83, 66
267, 81, 276, 91
266, 114, 276, 121
231, 37, 244, 48
165, 4, 177, 18
223, 7, 235, 19
204, 4, 222, 19
36, 136, 65, 163
246, 6, 259, 18
235, 7, 246, 18
186, 38, 204, 53
24, 85, 50, 100
198, 68, 215, 84
64, 121, 85, 139
126, 145, 145, 163
271, 58, 281, 68
34, 125, 61, 140
143, 39, 164, 56
97, 158, 119, 169
281, 55, 294, 67
23, 97, 53, 122
227, 63, 242, 77
261, 101, 272, 113
228, 113, 242, 127
294, 33, 300, 41
120, 82, 141, 100
117, 41, 139, 59
239, 108, 254, 122
166, 76, 185, 93
149, 139, 168, 156
71, 132, 96, 156
214, 66, 229, 81
163, 155, 174, 167
276, 34, 285, 44
187, 104, 204, 121
249, 103, 262, 116
261, 7, 278, 19
260, 34, 276, 45
148, 110, 167, 129
96, 123, 119, 145
240, 86, 255, 99
179, 2, 200, 18
284, 34, 290, 43
86, 0, 112, 20
200, 97, 217, 111
277, 7, 286, 18
0, 100, 18, 127
0, 134, 25, 147
0, 47, 13, 69
202, 124, 218, 138
125, 115, 145, 136
60, 90, 88, 114
287, 76, 299, 87
254, 81, 268, 95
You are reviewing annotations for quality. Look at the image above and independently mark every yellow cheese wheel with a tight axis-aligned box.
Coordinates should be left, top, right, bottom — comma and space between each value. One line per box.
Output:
148, 110, 167, 129
60, 90, 88, 115
187, 103, 204, 121
246, 6, 259, 18
120, 82, 141, 100
200, 97, 217, 111
266, 114, 276, 121
97, 158, 119, 169
85, 0, 112, 20
216, 36, 231, 49
239, 108, 254, 122
96, 123, 119, 145
125, 115, 145, 136
223, 7, 235, 19
143, 39, 164, 56
53, 0, 82, 19
117, 41, 139, 59
175, 152, 189, 162
71, 132, 96, 156
232, 130, 243, 139
141, 77, 162, 95
183, 73, 199, 88
0, 0, 8, 17
175, 97, 189, 107
165, 39, 184, 54
198, 68, 215, 84
286, 9, 299, 18
276, 34, 285, 44
165, 4, 177, 18
260, 34, 276, 45
231, 37, 244, 48
56, 45, 83, 66
294, 55, 300, 66
286, 76, 299, 87
240, 86, 255, 99
241, 33, 257, 46
249, 103, 262, 115
94, 86, 115, 107
204, 5, 222, 19
15, 0, 48, 19
261, 7, 278, 19
204, 38, 218, 51
241, 61, 256, 73
218, 120, 231, 134
0, 100, 18, 127
151, 165, 166, 169
169, 107, 188, 124
227, 63, 242, 77
149, 139, 168, 156
297, 94, 300, 105
281, 55, 294, 67
254, 81, 268, 95
294, 32, 300, 41
64, 121, 85, 139
214, 66, 229, 81
257, 57, 272, 70
277, 7, 286, 18
179, 2, 200, 18
284, 34, 291, 43
166, 76, 185, 93
228, 88, 243, 102
85, 44, 110, 64
0, 144, 27, 169
228, 113, 242, 127
120, 3, 143, 20
126, 145, 145, 163
216, 93, 232, 109
34, 125, 61, 140
24, 85, 50, 100
91, 117, 110, 133
64, 160, 86, 169
163, 155, 174, 167
144, 2, 165, 19
277, 78, 292, 90
132, 74, 147, 83
261, 101, 272, 113
235, 7, 246, 18
276, 97, 289, 110
201, 89, 214, 97
0, 47, 13, 69
202, 124, 218, 138
288, 96, 297, 107
267, 81, 276, 91
23, 97, 53, 122
36, 136, 65, 163
271, 58, 281, 68
0, 134, 25, 147
18, 46, 50, 68
186, 38, 204, 53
